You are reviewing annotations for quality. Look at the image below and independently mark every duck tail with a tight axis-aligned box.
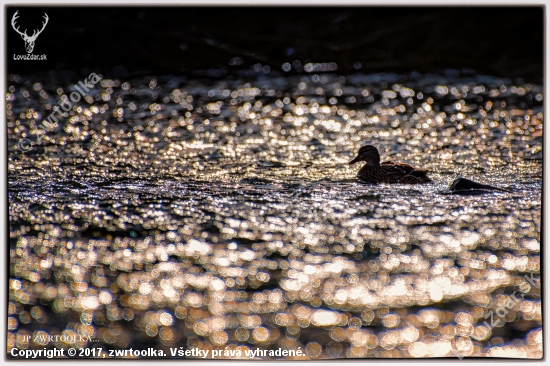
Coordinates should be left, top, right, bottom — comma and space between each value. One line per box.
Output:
411, 169, 430, 178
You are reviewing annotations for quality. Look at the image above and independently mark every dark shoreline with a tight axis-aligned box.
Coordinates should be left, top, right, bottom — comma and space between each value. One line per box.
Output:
6, 6, 544, 83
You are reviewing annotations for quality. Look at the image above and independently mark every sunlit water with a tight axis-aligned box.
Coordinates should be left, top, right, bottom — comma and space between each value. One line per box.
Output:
7, 70, 542, 359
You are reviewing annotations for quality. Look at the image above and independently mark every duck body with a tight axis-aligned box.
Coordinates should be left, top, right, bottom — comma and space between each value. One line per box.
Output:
349, 145, 432, 184
357, 161, 432, 184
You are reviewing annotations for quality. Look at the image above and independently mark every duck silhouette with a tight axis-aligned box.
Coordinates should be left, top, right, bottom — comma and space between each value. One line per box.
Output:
349, 145, 432, 184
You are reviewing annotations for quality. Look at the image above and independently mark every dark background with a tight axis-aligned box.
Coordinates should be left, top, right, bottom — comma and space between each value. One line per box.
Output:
5, 6, 544, 82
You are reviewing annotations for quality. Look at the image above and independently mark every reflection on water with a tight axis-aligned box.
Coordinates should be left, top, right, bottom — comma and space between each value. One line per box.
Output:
7, 70, 542, 358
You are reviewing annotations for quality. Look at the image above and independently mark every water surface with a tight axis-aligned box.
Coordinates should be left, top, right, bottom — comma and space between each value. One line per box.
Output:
7, 71, 542, 359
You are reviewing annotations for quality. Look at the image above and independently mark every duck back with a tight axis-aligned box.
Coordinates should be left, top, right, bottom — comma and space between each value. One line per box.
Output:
358, 162, 431, 184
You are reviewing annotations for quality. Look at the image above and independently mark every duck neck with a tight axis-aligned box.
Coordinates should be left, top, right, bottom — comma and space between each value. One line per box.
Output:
365, 159, 380, 167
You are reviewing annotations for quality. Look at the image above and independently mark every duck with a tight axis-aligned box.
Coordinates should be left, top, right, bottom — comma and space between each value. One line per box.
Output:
349, 145, 432, 184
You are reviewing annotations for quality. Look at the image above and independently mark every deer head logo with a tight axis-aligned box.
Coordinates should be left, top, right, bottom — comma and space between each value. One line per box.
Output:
11, 11, 49, 54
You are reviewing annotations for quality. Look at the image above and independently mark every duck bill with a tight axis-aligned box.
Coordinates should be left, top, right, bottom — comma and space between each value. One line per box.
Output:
349, 156, 361, 165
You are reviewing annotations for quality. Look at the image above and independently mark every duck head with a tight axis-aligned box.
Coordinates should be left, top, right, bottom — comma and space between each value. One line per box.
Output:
349, 145, 381, 166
